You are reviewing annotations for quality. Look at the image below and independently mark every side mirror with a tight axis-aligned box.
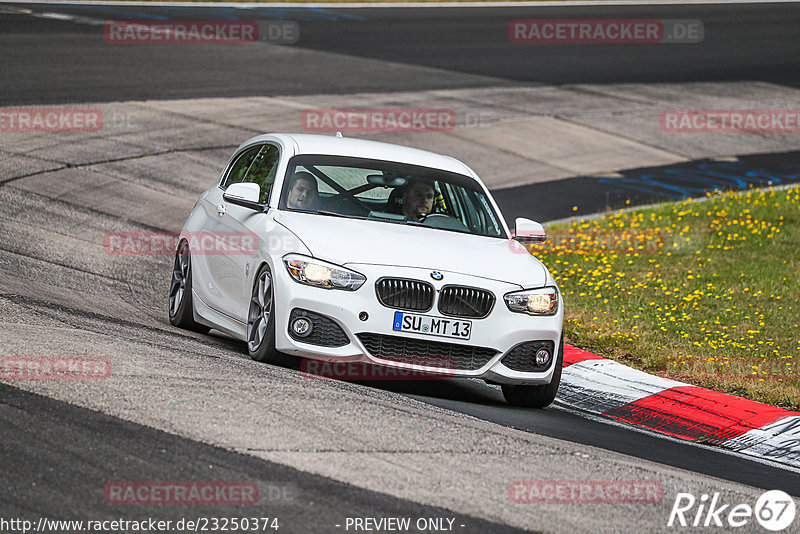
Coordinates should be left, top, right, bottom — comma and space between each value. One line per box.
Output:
223, 183, 262, 211
513, 218, 546, 244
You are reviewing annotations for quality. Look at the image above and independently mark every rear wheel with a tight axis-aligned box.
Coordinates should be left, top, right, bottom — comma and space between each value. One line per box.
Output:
168, 240, 210, 333
501, 336, 563, 409
247, 265, 284, 364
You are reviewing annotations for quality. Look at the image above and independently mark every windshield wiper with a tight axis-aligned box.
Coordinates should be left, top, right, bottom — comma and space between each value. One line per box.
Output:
368, 211, 406, 222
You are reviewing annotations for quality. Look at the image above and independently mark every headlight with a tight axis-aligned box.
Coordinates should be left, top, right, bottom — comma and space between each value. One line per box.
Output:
504, 287, 559, 315
283, 254, 366, 291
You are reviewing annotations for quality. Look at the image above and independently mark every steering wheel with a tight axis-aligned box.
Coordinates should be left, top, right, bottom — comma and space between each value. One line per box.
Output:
420, 213, 470, 232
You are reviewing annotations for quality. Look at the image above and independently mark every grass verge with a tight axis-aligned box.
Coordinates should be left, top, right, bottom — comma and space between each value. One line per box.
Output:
529, 185, 800, 410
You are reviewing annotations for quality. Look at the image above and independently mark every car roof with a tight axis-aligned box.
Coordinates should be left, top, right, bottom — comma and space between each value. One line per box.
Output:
243, 133, 476, 178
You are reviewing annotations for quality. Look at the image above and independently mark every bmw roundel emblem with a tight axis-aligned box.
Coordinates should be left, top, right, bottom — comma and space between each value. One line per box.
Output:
430, 271, 443, 281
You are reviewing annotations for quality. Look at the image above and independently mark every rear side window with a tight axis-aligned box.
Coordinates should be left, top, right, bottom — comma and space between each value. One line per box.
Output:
244, 144, 280, 204
222, 145, 262, 190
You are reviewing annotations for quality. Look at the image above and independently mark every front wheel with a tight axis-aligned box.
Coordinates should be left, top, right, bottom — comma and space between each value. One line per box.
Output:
168, 240, 210, 333
247, 265, 284, 364
501, 336, 564, 409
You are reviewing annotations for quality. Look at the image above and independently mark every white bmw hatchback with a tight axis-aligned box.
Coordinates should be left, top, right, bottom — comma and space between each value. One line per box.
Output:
169, 133, 564, 408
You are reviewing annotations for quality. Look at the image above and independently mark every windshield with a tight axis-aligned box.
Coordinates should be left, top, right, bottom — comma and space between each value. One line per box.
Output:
279, 155, 506, 239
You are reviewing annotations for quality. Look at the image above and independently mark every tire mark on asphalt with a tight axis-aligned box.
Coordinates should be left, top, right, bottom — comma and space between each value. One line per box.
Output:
0, 293, 231, 359
0, 145, 235, 186
1, 182, 177, 233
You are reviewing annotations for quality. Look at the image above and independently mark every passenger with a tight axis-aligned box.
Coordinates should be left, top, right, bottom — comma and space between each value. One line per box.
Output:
286, 171, 319, 210
402, 179, 435, 220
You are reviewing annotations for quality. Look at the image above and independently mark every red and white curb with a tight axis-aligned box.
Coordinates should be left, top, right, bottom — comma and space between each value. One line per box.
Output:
558, 344, 800, 469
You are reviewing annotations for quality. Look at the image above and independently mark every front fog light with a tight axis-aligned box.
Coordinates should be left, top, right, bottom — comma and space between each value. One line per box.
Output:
292, 317, 313, 337
535, 348, 552, 366
504, 287, 559, 315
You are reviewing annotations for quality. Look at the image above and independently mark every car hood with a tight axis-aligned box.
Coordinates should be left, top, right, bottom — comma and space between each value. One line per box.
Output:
274, 211, 547, 287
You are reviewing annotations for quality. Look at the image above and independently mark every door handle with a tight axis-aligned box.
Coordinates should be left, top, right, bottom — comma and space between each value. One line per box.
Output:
217, 203, 227, 216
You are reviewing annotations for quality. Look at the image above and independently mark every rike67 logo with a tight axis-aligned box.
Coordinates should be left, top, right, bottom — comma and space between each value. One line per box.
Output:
668, 490, 796, 531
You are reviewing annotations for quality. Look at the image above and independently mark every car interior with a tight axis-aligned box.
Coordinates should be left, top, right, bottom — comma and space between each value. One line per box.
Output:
285, 164, 503, 237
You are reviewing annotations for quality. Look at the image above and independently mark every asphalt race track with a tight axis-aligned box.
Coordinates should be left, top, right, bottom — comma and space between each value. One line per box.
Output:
2, 2, 800, 104
494, 150, 800, 223
0, 384, 530, 534
1, 1, 799, 532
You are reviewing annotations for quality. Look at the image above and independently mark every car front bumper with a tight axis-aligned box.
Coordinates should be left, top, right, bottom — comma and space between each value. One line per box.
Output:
273, 263, 564, 385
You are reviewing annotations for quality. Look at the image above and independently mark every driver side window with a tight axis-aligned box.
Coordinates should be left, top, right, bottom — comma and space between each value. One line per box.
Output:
222, 145, 261, 190
244, 144, 280, 204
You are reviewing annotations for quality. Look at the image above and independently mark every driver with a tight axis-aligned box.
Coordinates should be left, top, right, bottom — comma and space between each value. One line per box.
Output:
402, 179, 435, 220
286, 171, 319, 210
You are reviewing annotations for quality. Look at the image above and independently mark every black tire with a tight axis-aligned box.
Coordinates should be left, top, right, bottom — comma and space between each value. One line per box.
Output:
168, 240, 210, 333
501, 336, 564, 409
246, 265, 285, 364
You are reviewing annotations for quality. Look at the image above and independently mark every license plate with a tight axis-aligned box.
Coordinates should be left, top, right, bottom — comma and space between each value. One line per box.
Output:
392, 311, 471, 340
